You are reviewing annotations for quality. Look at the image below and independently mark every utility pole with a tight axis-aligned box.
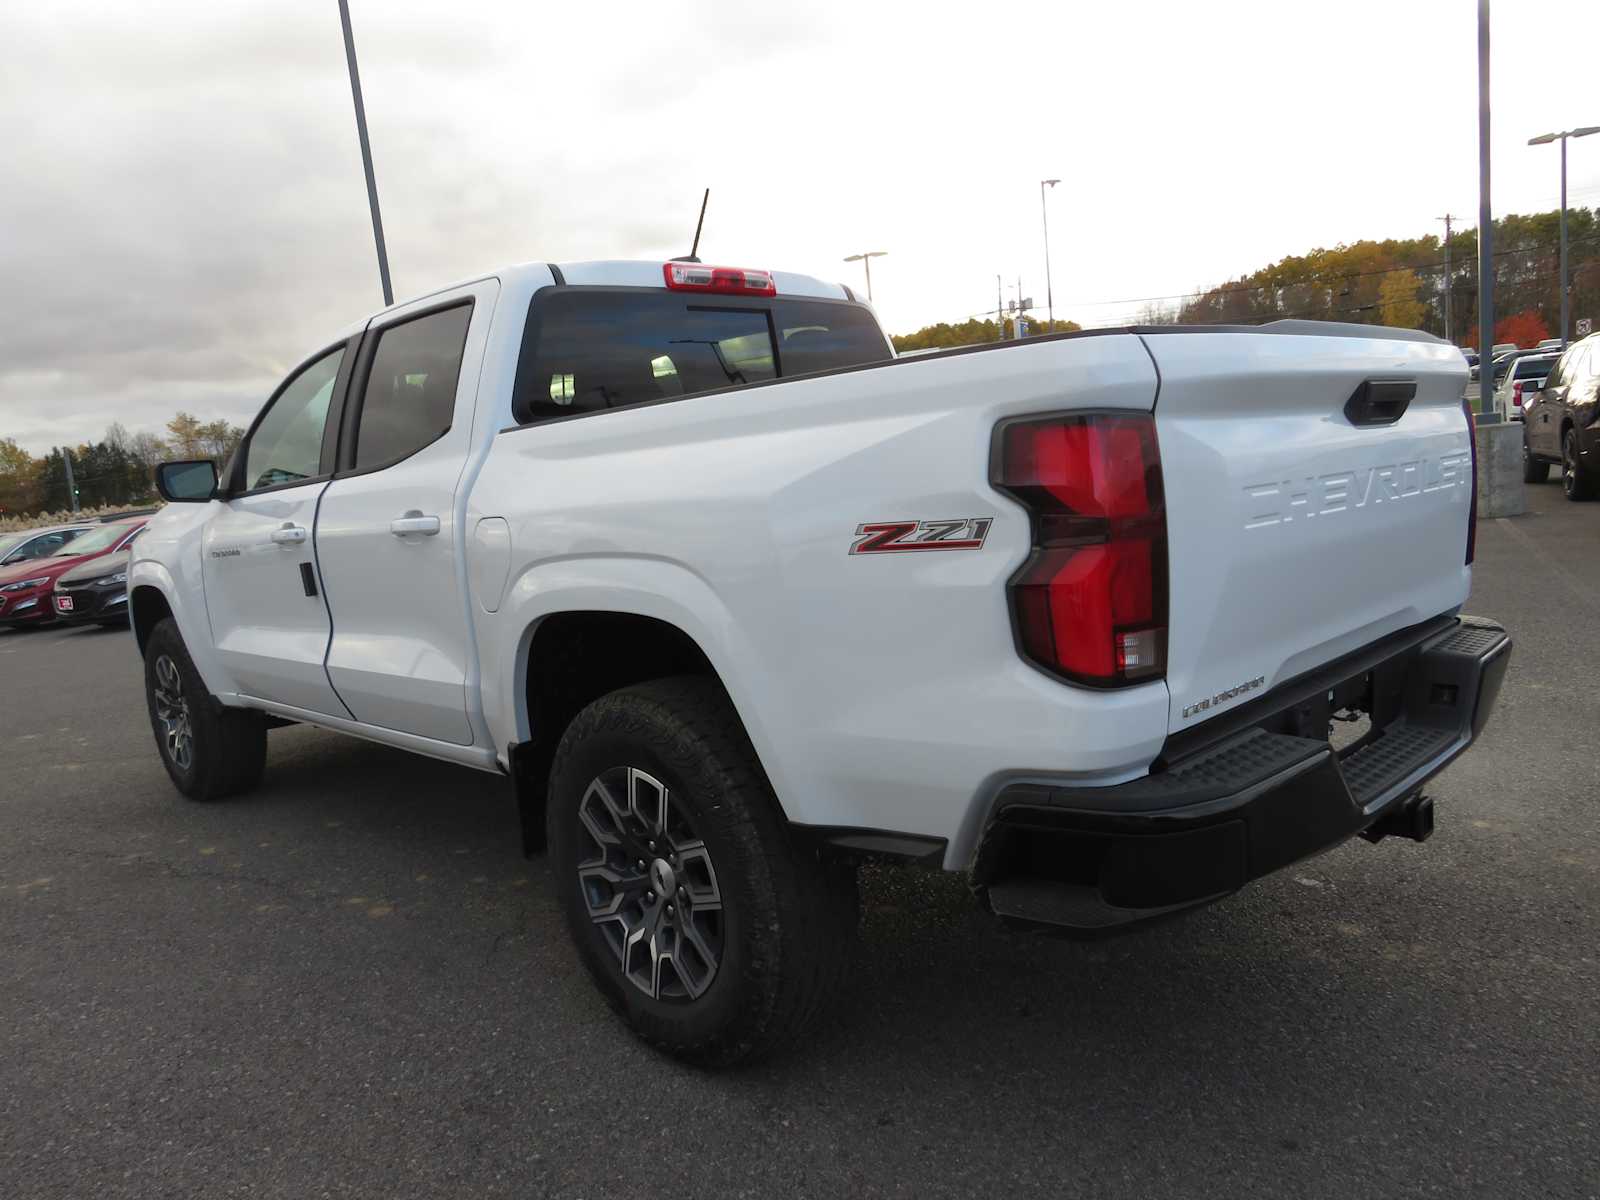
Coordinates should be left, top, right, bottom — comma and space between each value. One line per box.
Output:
1040, 178, 1059, 330
1437, 213, 1456, 344
1528, 126, 1599, 348
997, 274, 1004, 340
1476, 0, 1493, 396
61, 448, 79, 514
1561, 134, 1569, 348
338, 0, 394, 306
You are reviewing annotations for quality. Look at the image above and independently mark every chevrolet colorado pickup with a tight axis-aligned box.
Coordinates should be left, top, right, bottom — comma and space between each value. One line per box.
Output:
132, 259, 1510, 1064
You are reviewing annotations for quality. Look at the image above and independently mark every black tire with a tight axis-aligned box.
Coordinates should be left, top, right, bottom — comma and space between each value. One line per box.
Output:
547, 676, 857, 1066
1523, 433, 1550, 483
143, 617, 268, 800
1562, 428, 1597, 501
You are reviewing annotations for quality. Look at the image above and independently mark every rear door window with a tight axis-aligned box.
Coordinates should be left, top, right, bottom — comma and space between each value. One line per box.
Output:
352, 304, 473, 471
515, 291, 889, 423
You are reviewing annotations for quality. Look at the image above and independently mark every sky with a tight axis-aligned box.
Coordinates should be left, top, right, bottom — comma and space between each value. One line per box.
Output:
3, 0, 1598, 455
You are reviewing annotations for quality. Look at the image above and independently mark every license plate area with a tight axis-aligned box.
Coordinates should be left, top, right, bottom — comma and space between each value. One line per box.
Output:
55, 595, 73, 612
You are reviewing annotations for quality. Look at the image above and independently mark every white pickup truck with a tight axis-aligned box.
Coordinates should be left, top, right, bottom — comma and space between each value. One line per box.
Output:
132, 259, 1510, 1064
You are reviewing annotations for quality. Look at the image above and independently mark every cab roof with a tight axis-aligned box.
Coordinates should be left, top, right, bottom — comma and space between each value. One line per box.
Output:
345, 259, 857, 334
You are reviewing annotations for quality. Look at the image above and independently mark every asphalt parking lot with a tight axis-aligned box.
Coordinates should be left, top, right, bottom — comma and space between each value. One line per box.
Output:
3, 482, 1597, 1200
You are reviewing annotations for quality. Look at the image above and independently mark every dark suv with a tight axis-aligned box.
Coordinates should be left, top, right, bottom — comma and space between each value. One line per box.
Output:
1523, 337, 1600, 499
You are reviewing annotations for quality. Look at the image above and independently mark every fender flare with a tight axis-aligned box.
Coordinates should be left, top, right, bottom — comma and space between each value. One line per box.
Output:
127, 560, 238, 703
483, 553, 805, 819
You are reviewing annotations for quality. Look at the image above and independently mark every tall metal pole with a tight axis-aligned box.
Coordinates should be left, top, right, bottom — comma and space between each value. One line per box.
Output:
997, 275, 1004, 340
1560, 134, 1569, 348
1476, 0, 1493, 396
61, 449, 79, 514
1040, 179, 1059, 331
843, 252, 886, 303
338, 0, 393, 307
1437, 214, 1454, 343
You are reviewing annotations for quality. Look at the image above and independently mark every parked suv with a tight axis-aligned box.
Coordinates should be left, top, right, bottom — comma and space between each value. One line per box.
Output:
1523, 338, 1600, 499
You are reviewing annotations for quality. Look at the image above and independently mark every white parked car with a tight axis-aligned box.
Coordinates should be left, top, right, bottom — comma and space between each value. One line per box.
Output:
1494, 350, 1561, 420
130, 260, 1511, 1064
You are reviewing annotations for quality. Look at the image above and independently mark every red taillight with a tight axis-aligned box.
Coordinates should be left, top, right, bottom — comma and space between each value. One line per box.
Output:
993, 412, 1168, 687
1512, 381, 1523, 407
662, 262, 777, 296
1463, 398, 1478, 564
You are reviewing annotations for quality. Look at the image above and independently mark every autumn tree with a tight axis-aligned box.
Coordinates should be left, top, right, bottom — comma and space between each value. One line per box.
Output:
1494, 310, 1550, 349
0, 438, 42, 516
1378, 269, 1426, 329
166, 412, 206, 458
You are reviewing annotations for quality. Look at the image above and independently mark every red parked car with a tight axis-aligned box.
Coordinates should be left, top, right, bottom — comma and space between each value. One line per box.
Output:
0, 518, 147, 629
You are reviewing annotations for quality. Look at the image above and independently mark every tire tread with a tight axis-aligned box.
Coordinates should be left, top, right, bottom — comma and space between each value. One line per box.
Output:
549, 676, 855, 1066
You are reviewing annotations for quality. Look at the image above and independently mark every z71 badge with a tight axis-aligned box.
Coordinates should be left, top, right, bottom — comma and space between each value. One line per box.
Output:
849, 518, 992, 555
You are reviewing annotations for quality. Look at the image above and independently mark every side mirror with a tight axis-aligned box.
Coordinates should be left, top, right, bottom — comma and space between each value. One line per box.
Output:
155, 460, 219, 503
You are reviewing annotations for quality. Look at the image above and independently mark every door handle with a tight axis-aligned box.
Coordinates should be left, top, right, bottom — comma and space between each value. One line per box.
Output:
390, 511, 441, 537
270, 524, 308, 545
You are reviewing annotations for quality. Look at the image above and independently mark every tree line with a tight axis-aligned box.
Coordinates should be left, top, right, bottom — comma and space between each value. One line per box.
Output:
890, 205, 1596, 351
1158, 206, 1596, 348
891, 316, 1081, 353
0, 413, 244, 517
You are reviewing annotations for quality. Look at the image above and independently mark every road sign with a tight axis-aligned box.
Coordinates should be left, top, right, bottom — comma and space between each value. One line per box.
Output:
1577, 317, 1592, 337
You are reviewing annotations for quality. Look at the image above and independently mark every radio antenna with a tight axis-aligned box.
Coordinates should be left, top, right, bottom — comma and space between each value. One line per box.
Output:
673, 188, 709, 263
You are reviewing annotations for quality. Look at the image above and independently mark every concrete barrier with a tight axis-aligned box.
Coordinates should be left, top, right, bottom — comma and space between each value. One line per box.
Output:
1475, 421, 1526, 518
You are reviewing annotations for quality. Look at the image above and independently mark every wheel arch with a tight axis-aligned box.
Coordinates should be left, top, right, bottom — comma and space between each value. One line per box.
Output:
129, 584, 174, 656
509, 608, 779, 854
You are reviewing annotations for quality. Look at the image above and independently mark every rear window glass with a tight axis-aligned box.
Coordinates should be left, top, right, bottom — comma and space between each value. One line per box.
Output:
514, 291, 889, 423
354, 304, 472, 470
1513, 356, 1558, 379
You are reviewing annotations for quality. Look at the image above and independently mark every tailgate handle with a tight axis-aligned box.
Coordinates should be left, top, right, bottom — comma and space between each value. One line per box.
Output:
1345, 379, 1415, 427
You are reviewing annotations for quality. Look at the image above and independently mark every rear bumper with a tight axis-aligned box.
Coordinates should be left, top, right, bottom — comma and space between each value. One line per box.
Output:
973, 616, 1511, 934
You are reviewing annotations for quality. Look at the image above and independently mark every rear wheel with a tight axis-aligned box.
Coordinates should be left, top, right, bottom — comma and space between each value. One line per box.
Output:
143, 618, 267, 800
1523, 433, 1550, 483
548, 677, 857, 1066
1562, 428, 1596, 501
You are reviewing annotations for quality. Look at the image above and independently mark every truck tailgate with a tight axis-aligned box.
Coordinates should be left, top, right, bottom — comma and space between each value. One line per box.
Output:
1147, 328, 1473, 734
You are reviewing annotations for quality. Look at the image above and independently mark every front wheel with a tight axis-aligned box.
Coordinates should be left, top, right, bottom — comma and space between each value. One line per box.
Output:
548, 677, 858, 1066
1562, 428, 1597, 501
143, 618, 268, 800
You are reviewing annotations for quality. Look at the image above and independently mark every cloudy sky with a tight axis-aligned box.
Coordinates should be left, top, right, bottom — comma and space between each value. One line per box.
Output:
3, 0, 1597, 454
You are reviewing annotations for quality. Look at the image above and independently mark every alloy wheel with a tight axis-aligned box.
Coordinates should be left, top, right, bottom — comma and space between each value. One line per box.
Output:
152, 655, 194, 770
576, 766, 724, 1001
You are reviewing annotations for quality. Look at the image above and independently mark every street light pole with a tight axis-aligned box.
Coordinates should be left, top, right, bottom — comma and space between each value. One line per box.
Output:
843, 251, 887, 302
1529, 126, 1600, 349
338, 0, 393, 307
1436, 213, 1456, 344
1040, 178, 1059, 331
1476, 0, 1492, 391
